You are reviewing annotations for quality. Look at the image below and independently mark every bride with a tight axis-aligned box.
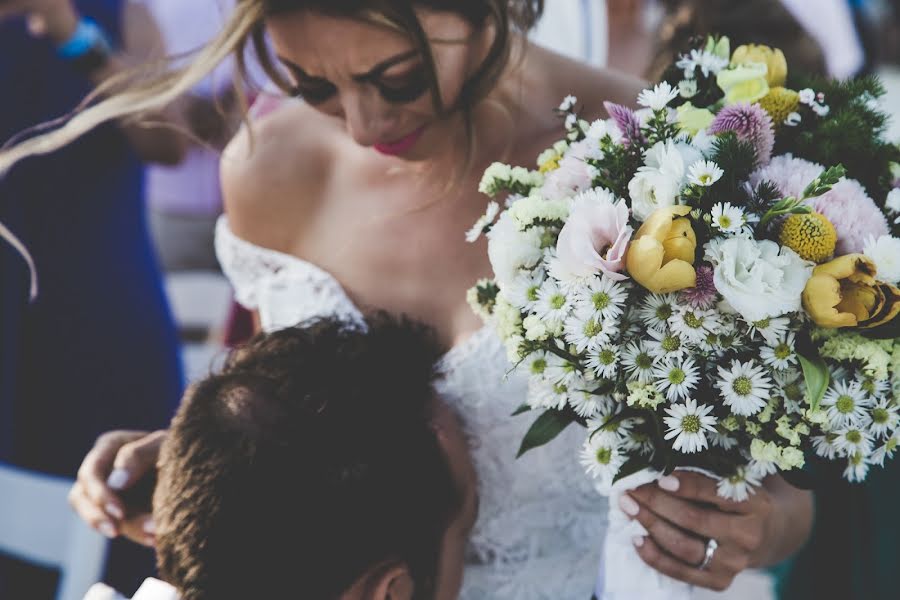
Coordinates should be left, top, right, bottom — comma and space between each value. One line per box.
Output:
35, 1, 813, 597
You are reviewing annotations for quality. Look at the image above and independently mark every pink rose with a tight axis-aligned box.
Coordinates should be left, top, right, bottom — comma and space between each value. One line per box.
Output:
554, 188, 633, 282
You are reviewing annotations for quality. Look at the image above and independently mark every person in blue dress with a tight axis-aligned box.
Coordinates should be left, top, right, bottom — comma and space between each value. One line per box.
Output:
0, 0, 186, 596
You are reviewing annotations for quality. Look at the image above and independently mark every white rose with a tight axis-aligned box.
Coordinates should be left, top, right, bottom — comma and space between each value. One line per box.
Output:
864, 235, 900, 284
487, 210, 543, 288
629, 140, 690, 221
705, 236, 813, 321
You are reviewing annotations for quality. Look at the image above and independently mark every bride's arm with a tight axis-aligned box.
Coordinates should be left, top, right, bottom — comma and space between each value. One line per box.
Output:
621, 471, 813, 592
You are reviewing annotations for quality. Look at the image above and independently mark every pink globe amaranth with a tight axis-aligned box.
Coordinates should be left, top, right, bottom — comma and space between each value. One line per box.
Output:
555, 189, 633, 281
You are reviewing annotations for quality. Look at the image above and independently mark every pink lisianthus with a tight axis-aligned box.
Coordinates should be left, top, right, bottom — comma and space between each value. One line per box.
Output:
553, 188, 633, 282
749, 154, 824, 199
541, 139, 597, 201
808, 178, 890, 254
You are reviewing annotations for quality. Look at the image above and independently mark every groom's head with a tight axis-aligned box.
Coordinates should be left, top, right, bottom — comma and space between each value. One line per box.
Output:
153, 315, 474, 600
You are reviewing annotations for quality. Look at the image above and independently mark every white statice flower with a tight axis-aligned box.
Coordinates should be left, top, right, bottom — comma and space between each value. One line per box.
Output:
565, 113, 578, 130
534, 279, 573, 324
679, 79, 698, 99
508, 195, 569, 231
544, 353, 581, 388
486, 211, 543, 287
705, 237, 813, 322
798, 88, 816, 105
812, 103, 830, 117
821, 379, 872, 429
637, 293, 678, 331
580, 435, 626, 487
559, 95, 578, 111
760, 332, 798, 371
647, 328, 688, 362
669, 306, 721, 344
710, 202, 746, 234
502, 268, 546, 311
663, 398, 717, 453
676, 48, 730, 78
844, 452, 870, 483
784, 112, 802, 127
465, 201, 500, 242
478, 162, 512, 196
628, 140, 687, 221
717, 467, 761, 502
573, 276, 629, 319
586, 344, 620, 380
747, 315, 791, 346
812, 434, 839, 459
868, 398, 900, 438
863, 235, 900, 284
716, 359, 773, 416
833, 426, 874, 456
871, 434, 900, 467
621, 340, 657, 383
563, 308, 616, 354
637, 81, 679, 111
653, 358, 700, 401
687, 160, 724, 187
522, 314, 550, 342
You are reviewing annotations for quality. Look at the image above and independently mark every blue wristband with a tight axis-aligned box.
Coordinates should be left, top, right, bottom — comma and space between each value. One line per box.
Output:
57, 18, 111, 59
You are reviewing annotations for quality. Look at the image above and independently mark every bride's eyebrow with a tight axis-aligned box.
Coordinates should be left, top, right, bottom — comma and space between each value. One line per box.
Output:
277, 49, 421, 82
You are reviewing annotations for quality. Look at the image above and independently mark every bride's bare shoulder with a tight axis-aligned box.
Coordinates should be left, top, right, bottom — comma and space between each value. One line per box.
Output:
220, 100, 336, 243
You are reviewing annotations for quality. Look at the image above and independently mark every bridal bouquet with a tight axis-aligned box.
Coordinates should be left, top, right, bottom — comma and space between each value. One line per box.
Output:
467, 35, 900, 599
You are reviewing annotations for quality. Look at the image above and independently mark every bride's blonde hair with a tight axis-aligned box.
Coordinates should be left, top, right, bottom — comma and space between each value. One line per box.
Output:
0, 0, 544, 176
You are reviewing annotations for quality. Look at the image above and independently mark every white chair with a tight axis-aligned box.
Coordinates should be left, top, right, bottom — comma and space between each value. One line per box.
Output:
0, 462, 108, 600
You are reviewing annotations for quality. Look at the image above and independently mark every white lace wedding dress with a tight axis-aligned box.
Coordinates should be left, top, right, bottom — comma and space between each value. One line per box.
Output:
215, 216, 608, 600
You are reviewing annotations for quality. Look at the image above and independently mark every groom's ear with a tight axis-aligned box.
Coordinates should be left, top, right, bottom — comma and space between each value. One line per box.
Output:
369, 563, 414, 600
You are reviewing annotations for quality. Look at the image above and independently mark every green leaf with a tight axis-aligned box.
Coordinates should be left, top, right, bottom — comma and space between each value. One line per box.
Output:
511, 403, 532, 417
612, 455, 652, 485
797, 349, 830, 411
516, 409, 577, 458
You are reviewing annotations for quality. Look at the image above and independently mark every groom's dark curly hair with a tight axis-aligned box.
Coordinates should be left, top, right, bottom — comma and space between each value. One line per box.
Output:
153, 314, 459, 600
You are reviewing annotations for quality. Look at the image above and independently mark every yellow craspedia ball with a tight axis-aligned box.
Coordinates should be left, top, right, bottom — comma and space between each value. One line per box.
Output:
759, 87, 800, 128
780, 213, 837, 263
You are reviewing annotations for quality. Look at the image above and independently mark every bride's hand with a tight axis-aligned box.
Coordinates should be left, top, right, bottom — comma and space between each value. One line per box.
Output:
68, 429, 168, 547
620, 471, 813, 592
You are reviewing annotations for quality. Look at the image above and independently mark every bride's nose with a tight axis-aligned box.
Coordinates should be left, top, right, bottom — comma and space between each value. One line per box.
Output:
338, 90, 398, 148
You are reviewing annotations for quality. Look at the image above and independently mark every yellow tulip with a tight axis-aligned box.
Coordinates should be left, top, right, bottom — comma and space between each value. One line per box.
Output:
731, 44, 788, 87
717, 62, 770, 105
802, 254, 900, 328
626, 205, 697, 293
676, 103, 715, 136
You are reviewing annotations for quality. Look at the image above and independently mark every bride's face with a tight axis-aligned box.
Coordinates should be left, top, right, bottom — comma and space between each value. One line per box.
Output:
265, 9, 491, 161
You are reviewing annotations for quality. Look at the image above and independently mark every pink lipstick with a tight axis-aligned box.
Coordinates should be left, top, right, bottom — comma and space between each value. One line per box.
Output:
373, 125, 426, 156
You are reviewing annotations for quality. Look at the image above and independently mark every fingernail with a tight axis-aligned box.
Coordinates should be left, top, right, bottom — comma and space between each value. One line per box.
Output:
633, 535, 645, 548
104, 502, 124, 521
619, 494, 640, 517
658, 475, 680, 492
107, 468, 129, 490
143, 518, 156, 535
98, 521, 116, 539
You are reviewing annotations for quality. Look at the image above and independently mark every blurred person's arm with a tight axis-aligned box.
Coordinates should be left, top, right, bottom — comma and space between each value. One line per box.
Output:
779, 0, 865, 78
0, 0, 188, 165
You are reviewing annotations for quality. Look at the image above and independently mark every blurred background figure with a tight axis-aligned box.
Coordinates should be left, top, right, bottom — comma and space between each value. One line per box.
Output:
0, 0, 188, 597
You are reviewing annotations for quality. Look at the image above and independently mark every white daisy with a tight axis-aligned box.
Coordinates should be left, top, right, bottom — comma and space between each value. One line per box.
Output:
586, 344, 620, 380
647, 328, 688, 361
812, 434, 839, 460
517, 350, 550, 379
676, 48, 729, 78
637, 293, 678, 331
637, 81, 679, 111
465, 201, 500, 242
563, 308, 616, 354
710, 202, 746, 234
687, 160, 724, 187
621, 340, 657, 383
748, 458, 779, 479
573, 276, 628, 319
863, 235, 900, 284
760, 332, 798, 371
821, 379, 872, 429
716, 359, 773, 416
746, 316, 791, 346
857, 374, 889, 398
717, 466, 761, 502
534, 279, 573, 323
844, 452, 870, 483
653, 358, 700, 402
586, 405, 631, 447
871, 435, 900, 467
527, 378, 568, 410
580, 436, 626, 486
867, 398, 900, 438
544, 353, 582, 388
709, 431, 739, 450
502, 268, 546, 311
663, 398, 717, 453
773, 368, 806, 414
669, 306, 722, 344
833, 427, 874, 456
569, 391, 606, 419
